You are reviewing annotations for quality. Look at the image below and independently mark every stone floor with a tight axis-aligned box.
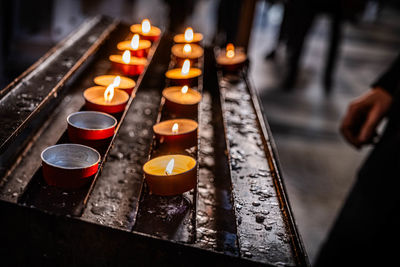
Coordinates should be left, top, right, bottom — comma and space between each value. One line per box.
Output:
247, 2, 400, 264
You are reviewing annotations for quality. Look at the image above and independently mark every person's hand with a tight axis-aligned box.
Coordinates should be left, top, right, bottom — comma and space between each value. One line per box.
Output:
340, 88, 393, 148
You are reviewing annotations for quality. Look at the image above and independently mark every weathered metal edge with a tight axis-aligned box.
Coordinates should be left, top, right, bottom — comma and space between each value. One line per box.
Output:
0, 16, 119, 153
241, 70, 310, 267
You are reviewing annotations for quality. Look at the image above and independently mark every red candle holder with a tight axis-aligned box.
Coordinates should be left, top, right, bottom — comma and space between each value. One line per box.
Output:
116, 38, 151, 58
143, 155, 197, 196
130, 21, 161, 42
41, 144, 100, 189
171, 43, 204, 66
165, 67, 201, 87
173, 27, 203, 45
153, 119, 198, 150
109, 54, 147, 76
67, 111, 117, 149
93, 75, 136, 96
83, 86, 130, 114
162, 86, 202, 117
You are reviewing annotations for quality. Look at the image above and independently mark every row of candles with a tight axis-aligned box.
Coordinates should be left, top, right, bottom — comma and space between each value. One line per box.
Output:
41, 19, 247, 192
143, 27, 205, 196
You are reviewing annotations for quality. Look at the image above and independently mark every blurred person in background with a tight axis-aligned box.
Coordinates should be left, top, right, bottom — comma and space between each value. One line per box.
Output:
265, 0, 367, 94
315, 52, 400, 266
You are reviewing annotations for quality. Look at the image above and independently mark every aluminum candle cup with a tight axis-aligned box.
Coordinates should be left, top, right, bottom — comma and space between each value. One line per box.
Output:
116, 39, 151, 58
109, 54, 147, 76
153, 119, 198, 150
84, 86, 130, 114
162, 86, 202, 116
171, 43, 204, 65
143, 155, 197, 196
41, 144, 100, 189
94, 75, 136, 95
67, 111, 117, 149
130, 21, 161, 42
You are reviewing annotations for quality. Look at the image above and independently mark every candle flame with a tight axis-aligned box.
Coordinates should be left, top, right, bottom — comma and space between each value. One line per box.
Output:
184, 27, 194, 42
165, 158, 175, 175
104, 84, 115, 103
131, 34, 140, 50
183, 44, 191, 54
112, 76, 121, 87
122, 50, 131, 64
226, 43, 235, 58
142, 19, 151, 34
181, 59, 190, 75
172, 123, 179, 134
181, 85, 188, 94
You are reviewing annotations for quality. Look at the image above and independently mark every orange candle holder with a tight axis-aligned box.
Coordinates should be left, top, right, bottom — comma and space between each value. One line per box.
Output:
67, 111, 117, 149
216, 43, 247, 72
162, 86, 202, 116
171, 43, 204, 65
109, 51, 147, 76
41, 144, 100, 189
83, 86, 130, 114
143, 154, 197, 196
153, 119, 198, 150
130, 19, 161, 42
94, 75, 136, 95
165, 59, 201, 87
117, 34, 151, 58
173, 27, 203, 45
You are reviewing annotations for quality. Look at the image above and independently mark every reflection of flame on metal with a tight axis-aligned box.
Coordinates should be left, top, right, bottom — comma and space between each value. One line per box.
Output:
165, 159, 175, 175
122, 50, 131, 64
181, 60, 190, 75
184, 27, 194, 42
142, 19, 151, 34
181, 85, 188, 94
104, 84, 115, 103
226, 43, 235, 58
183, 44, 191, 54
131, 34, 140, 50
172, 123, 179, 134
112, 76, 121, 87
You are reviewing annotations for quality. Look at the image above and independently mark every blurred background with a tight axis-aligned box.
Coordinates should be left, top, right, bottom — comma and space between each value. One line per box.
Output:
1, 0, 400, 264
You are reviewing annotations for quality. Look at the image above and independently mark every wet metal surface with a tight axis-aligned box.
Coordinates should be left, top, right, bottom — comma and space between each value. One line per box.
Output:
0, 16, 116, 154
0, 18, 307, 265
219, 73, 305, 266
81, 34, 170, 229
6, 21, 160, 217
195, 91, 239, 255
133, 38, 203, 243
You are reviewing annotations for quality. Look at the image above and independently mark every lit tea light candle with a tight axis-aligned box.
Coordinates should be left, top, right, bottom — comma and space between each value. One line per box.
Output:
109, 50, 147, 76
216, 43, 247, 71
130, 19, 161, 42
153, 118, 198, 150
162, 85, 202, 116
165, 59, 202, 86
173, 27, 203, 44
94, 75, 136, 95
143, 154, 197, 196
171, 43, 204, 64
83, 85, 130, 114
117, 34, 151, 57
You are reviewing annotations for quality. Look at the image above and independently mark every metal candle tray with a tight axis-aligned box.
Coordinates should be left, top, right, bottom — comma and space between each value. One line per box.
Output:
0, 16, 309, 266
